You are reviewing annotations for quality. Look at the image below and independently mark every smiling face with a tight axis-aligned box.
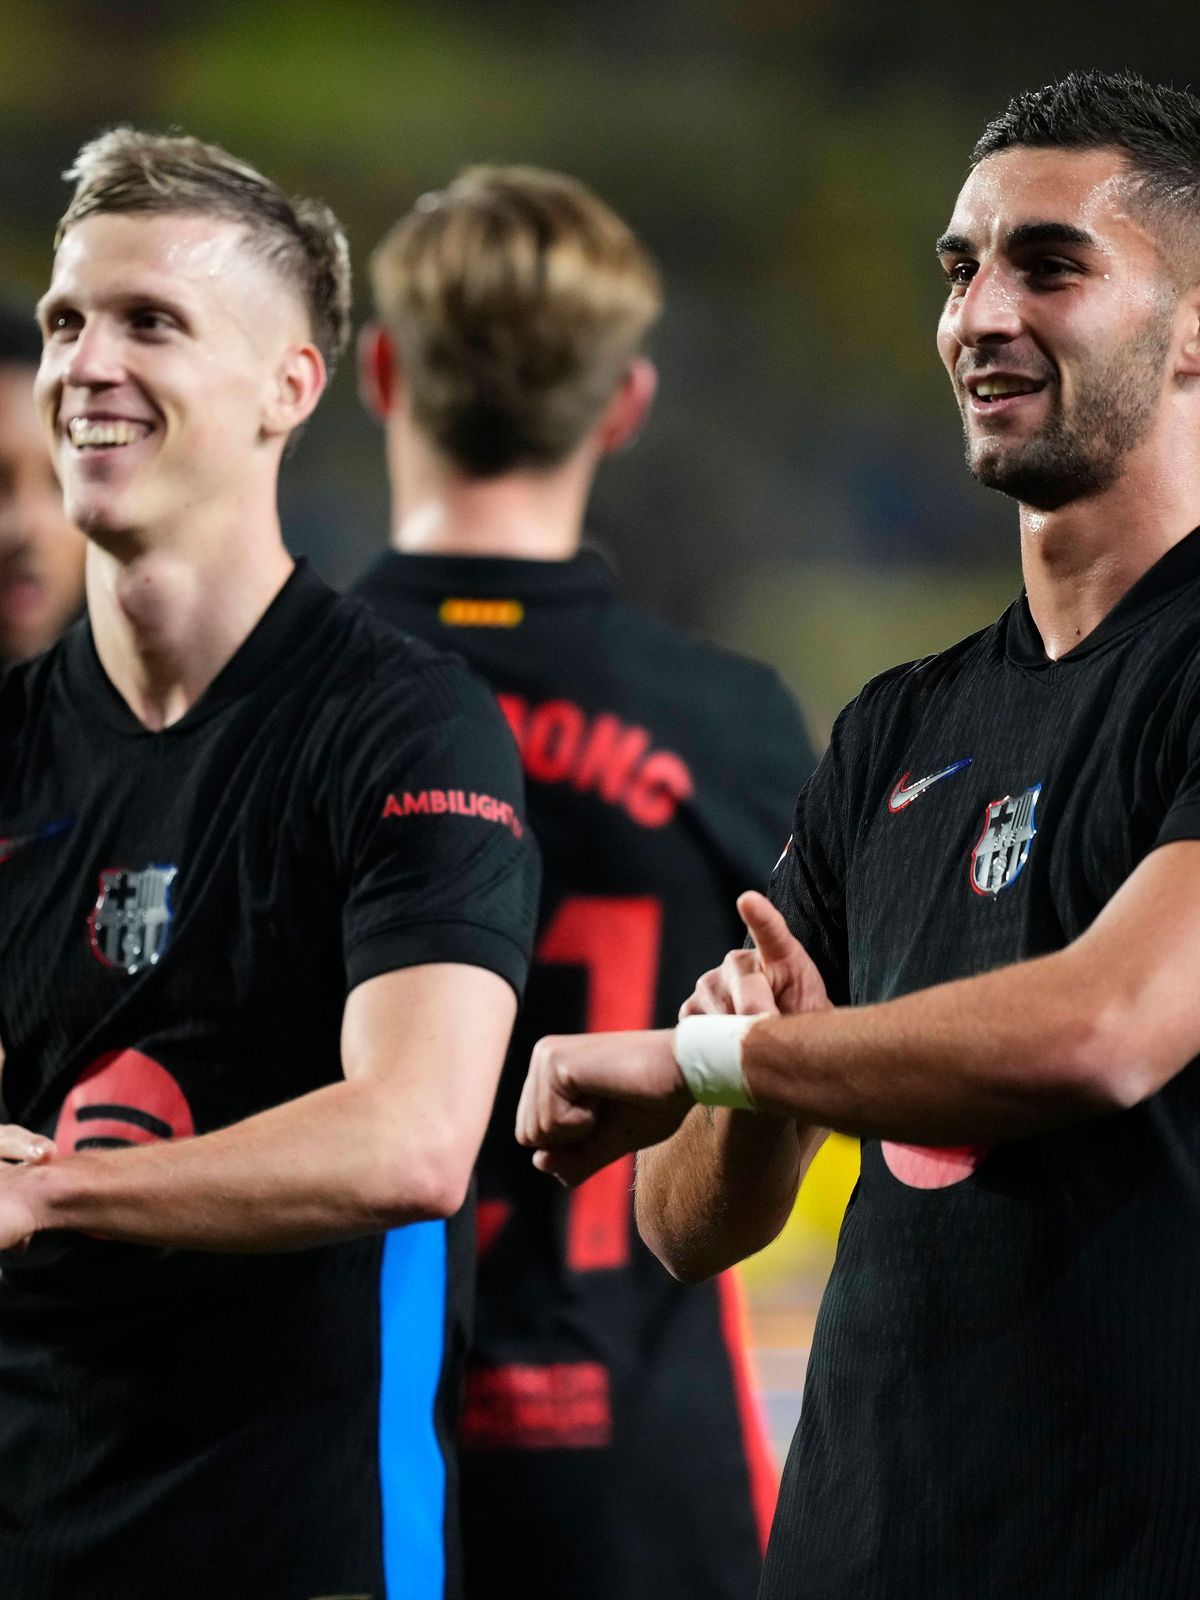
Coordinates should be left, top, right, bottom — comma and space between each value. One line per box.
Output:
0, 362, 85, 661
936, 147, 1183, 510
35, 211, 322, 547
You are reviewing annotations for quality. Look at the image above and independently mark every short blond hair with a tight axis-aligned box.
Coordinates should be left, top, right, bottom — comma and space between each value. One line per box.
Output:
56, 126, 352, 374
370, 165, 662, 476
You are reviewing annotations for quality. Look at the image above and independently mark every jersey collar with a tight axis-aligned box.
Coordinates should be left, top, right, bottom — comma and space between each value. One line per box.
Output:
68, 559, 335, 736
356, 545, 619, 604
1006, 523, 1200, 669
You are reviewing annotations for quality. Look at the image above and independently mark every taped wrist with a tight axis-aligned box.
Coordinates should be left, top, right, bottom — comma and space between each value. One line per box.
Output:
673, 1013, 766, 1110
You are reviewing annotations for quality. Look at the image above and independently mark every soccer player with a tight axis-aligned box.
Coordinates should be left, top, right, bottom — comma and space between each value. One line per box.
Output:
353, 166, 814, 1600
517, 71, 1200, 1598
0, 130, 538, 1600
0, 298, 85, 664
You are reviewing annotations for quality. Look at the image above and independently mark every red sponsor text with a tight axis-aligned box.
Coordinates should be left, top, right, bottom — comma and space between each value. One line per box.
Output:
460, 1361, 612, 1450
382, 788, 524, 839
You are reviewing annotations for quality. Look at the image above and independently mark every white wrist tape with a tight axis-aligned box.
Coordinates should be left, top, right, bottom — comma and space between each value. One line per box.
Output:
674, 1014, 764, 1110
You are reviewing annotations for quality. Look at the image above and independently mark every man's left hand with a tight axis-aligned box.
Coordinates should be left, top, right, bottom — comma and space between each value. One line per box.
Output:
516, 1029, 690, 1187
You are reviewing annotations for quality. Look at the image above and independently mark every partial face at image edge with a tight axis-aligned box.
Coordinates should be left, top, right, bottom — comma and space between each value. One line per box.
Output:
0, 361, 85, 663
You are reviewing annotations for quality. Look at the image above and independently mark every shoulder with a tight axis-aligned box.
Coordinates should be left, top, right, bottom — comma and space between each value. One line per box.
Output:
602, 596, 809, 732
314, 593, 514, 763
840, 613, 1007, 734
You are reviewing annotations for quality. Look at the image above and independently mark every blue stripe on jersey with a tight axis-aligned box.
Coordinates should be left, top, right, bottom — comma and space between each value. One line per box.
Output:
379, 1221, 448, 1599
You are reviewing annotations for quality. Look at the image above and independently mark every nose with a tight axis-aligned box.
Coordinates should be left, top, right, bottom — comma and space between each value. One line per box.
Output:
63, 318, 125, 388
948, 264, 1023, 350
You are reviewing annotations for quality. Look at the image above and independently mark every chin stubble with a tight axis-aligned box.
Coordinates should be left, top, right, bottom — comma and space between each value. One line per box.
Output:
964, 308, 1175, 511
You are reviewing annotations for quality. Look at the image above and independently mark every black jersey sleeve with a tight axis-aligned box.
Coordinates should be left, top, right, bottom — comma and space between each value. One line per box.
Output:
766, 697, 857, 1005
331, 657, 540, 999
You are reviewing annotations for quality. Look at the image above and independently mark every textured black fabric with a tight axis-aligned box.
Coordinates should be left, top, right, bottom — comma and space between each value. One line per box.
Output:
763, 527, 1200, 1600
354, 546, 816, 1600
0, 561, 539, 1599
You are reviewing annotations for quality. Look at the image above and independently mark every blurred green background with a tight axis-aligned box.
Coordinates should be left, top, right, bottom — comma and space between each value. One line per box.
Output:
9, 0, 1196, 739
9, 0, 1197, 1444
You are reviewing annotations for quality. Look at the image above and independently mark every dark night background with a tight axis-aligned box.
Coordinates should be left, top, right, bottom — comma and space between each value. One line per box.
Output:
3, 0, 1194, 739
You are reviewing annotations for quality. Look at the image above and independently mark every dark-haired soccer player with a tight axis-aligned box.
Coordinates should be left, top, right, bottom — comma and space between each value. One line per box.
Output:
0, 298, 85, 665
353, 166, 814, 1600
519, 71, 1200, 1598
0, 130, 537, 1600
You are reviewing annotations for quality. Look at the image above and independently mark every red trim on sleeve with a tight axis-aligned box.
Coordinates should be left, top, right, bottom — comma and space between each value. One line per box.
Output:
716, 1269, 779, 1552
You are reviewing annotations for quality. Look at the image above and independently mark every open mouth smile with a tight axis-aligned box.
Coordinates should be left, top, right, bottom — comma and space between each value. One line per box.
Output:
66, 417, 153, 450
963, 373, 1049, 417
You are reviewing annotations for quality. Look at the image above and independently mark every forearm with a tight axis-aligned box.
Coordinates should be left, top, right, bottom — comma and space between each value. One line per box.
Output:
636, 1105, 821, 1282
743, 944, 1144, 1142
22, 1074, 470, 1252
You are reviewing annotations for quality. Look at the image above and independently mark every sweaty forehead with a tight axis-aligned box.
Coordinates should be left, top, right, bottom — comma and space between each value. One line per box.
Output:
944, 146, 1140, 251
44, 210, 312, 348
49, 211, 254, 296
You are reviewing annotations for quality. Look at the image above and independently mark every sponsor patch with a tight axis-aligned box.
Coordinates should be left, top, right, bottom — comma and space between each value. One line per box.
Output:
460, 1361, 612, 1450
382, 789, 524, 839
55, 1049, 194, 1154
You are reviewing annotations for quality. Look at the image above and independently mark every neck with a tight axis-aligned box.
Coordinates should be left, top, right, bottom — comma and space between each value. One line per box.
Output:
388, 427, 590, 561
1019, 429, 1200, 658
86, 518, 294, 730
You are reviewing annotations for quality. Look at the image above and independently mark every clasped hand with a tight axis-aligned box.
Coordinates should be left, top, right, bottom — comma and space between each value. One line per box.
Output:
516, 890, 829, 1185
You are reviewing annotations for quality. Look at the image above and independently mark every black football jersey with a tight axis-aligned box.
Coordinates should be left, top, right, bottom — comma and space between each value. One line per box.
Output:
0, 562, 539, 1600
353, 547, 816, 1600
764, 528, 1200, 1600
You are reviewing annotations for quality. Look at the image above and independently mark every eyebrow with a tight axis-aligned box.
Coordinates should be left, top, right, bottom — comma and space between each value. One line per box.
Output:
935, 221, 1097, 256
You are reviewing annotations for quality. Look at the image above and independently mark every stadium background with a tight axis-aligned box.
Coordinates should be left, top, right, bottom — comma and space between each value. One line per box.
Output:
4, 0, 1194, 1452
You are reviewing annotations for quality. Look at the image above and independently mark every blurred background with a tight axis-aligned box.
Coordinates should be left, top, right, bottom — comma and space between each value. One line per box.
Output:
5, 0, 1195, 1451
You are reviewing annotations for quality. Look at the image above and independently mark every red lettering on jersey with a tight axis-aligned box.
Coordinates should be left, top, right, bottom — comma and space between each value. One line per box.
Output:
575, 714, 651, 805
381, 790, 524, 839
495, 692, 527, 745
460, 1361, 612, 1450
625, 750, 695, 828
495, 695, 693, 829
524, 700, 586, 783
476, 1199, 511, 1257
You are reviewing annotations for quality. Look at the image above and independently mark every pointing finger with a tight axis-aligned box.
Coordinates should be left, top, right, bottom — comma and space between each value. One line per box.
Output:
737, 890, 800, 968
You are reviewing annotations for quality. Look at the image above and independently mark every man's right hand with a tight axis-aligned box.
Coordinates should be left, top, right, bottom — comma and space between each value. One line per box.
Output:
680, 890, 832, 1020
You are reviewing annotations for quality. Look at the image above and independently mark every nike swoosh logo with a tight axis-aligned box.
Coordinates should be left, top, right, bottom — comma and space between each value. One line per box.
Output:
0, 818, 74, 866
888, 759, 972, 813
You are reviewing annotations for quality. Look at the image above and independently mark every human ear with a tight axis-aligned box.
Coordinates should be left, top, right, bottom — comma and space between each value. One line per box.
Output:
356, 322, 401, 420
1175, 289, 1200, 380
263, 342, 326, 437
596, 357, 658, 455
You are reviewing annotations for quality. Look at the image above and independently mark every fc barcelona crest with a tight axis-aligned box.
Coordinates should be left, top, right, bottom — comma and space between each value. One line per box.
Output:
970, 786, 1041, 897
88, 865, 177, 974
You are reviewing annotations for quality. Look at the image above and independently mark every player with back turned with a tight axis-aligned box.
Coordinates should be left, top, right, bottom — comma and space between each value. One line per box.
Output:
518, 72, 1200, 1598
0, 131, 538, 1599
353, 166, 814, 1600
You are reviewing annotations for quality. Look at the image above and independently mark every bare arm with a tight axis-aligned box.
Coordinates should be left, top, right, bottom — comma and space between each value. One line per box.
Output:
635, 892, 831, 1281
522, 840, 1200, 1269
1, 962, 515, 1252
